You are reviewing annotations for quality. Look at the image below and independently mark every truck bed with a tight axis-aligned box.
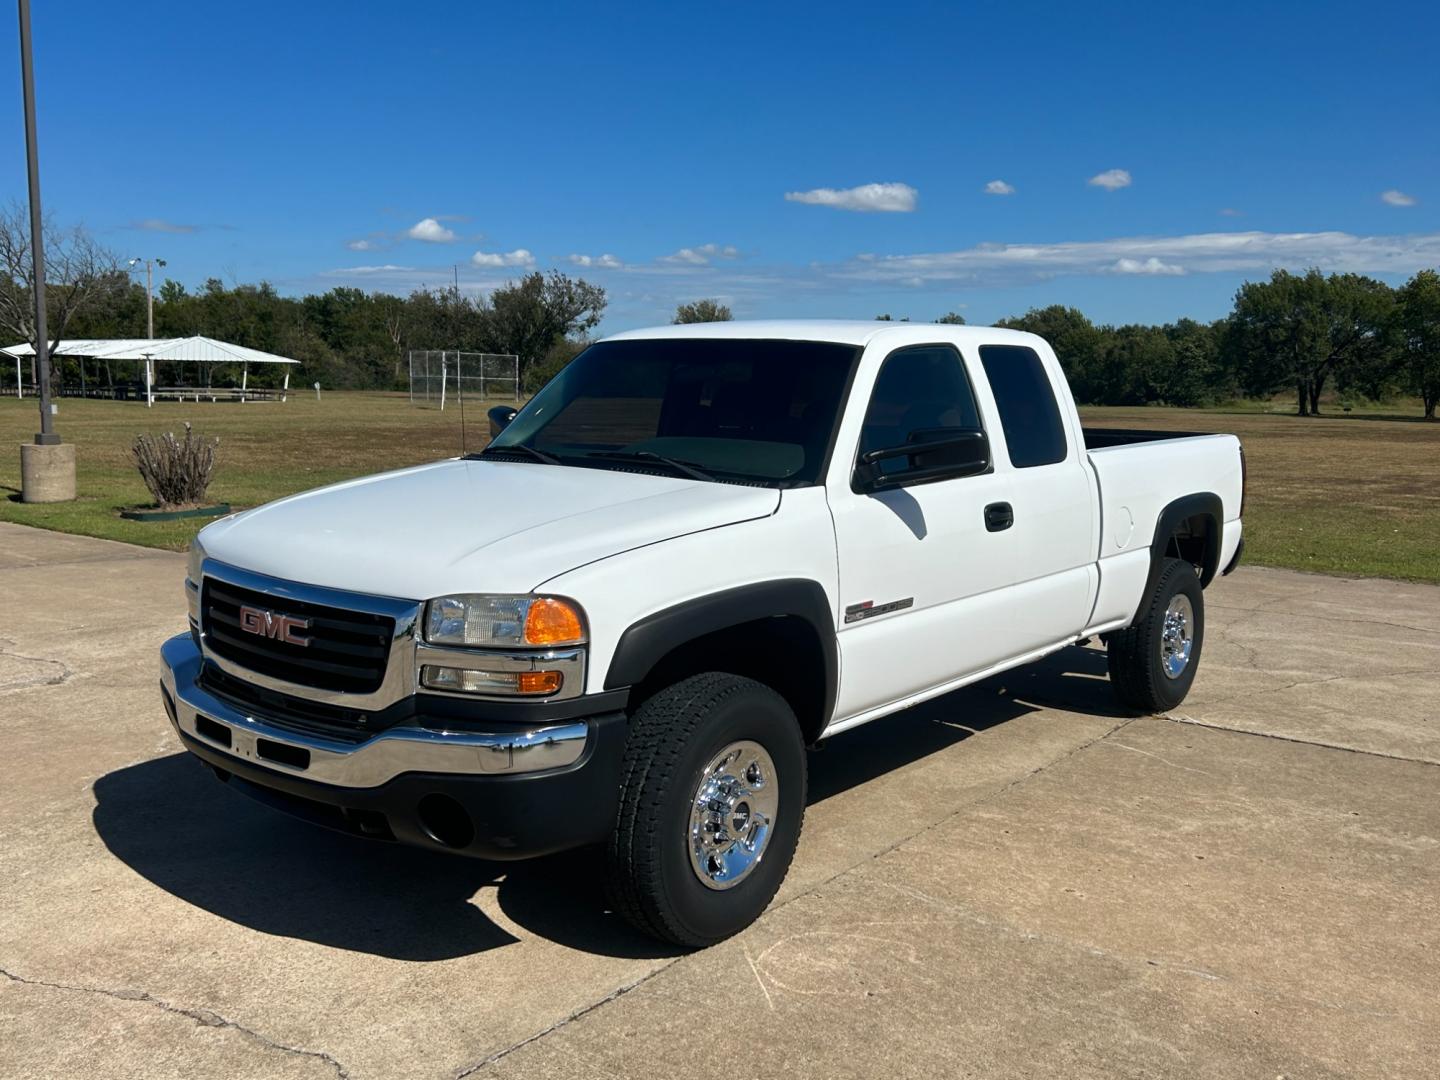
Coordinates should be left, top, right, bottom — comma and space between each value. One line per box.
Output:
1079, 427, 1245, 630
1082, 426, 1212, 450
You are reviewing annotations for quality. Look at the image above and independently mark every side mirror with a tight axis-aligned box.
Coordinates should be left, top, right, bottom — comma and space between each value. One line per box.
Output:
487, 405, 517, 438
854, 427, 990, 493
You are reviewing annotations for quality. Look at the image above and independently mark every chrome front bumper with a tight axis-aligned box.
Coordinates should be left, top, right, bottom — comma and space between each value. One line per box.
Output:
160, 634, 589, 788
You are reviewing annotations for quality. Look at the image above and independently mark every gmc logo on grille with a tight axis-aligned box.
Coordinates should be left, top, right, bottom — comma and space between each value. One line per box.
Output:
238, 605, 312, 647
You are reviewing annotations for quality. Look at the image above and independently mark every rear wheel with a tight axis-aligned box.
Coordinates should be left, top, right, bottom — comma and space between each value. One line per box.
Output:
606, 673, 806, 947
1108, 557, 1205, 713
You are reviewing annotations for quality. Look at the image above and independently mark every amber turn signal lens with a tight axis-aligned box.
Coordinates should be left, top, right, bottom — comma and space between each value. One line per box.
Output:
517, 670, 564, 695
523, 598, 586, 646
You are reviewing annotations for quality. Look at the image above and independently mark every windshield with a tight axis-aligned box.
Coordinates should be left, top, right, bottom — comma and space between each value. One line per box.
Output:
487, 338, 860, 486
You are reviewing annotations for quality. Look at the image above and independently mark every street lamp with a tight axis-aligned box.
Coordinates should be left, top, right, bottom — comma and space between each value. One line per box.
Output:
126, 257, 167, 338
16, 0, 75, 502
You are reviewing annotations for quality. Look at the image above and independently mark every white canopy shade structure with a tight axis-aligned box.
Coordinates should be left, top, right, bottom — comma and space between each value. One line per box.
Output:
2, 335, 299, 406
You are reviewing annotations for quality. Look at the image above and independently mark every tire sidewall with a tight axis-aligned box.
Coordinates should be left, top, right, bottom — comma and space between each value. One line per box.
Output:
654, 681, 806, 944
1147, 564, 1205, 709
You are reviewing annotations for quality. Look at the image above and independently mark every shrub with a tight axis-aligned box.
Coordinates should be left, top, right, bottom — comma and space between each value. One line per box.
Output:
132, 423, 219, 508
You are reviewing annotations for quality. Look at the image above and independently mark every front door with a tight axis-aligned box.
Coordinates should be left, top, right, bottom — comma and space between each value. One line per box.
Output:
825, 340, 1094, 726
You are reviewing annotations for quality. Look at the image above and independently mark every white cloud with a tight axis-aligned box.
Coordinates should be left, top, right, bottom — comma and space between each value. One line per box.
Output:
336, 264, 415, 275
834, 229, 1440, 285
784, 182, 918, 213
407, 218, 457, 243
346, 239, 378, 251
984, 180, 1016, 196
132, 218, 199, 233
1218, 208, 1243, 217
660, 243, 742, 266
568, 253, 624, 269
1381, 189, 1417, 207
1088, 169, 1132, 191
1111, 257, 1185, 275
470, 248, 535, 268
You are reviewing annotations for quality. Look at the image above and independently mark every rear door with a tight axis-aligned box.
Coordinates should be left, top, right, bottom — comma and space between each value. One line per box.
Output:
825, 336, 1096, 726
973, 341, 1098, 642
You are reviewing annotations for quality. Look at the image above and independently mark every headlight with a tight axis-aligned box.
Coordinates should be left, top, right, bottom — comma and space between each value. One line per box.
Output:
186, 537, 207, 586
424, 594, 587, 648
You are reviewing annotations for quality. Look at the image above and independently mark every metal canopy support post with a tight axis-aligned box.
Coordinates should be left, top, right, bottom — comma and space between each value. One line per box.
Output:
14, 354, 21, 398
144, 356, 153, 407
282, 369, 289, 401
240, 361, 248, 402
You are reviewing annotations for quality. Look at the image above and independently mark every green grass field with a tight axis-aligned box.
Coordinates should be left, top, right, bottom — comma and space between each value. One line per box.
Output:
3, 392, 1437, 582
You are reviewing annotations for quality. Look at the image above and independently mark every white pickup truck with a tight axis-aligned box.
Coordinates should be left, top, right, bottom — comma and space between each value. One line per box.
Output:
160, 321, 1244, 945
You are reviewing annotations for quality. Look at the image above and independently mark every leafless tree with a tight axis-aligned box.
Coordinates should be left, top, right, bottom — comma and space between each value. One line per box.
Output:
0, 201, 124, 378
382, 296, 407, 380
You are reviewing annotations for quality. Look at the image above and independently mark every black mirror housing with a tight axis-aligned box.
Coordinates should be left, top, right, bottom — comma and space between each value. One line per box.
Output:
854, 428, 991, 493
487, 405, 518, 438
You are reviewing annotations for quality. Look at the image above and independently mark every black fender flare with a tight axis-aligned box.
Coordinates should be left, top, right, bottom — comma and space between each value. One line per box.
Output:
604, 579, 838, 724
1143, 492, 1224, 601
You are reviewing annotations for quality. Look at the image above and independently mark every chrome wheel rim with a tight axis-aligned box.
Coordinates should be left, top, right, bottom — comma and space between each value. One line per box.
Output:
1161, 594, 1195, 679
688, 740, 779, 890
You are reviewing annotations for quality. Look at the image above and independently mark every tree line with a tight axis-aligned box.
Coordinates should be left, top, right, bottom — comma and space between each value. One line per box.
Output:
3, 208, 1437, 416
58, 271, 607, 394
876, 269, 1440, 418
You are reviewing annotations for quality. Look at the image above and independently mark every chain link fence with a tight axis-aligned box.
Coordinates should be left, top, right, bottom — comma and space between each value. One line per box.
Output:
407, 351, 519, 408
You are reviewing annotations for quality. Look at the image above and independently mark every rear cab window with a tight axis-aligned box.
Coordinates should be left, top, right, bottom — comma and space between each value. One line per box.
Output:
977, 345, 1069, 468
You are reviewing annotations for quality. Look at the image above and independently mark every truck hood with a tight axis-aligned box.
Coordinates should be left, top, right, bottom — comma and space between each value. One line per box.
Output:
198, 459, 779, 599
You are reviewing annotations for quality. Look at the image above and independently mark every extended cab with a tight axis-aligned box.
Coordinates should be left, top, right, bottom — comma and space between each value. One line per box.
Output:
160, 322, 1244, 945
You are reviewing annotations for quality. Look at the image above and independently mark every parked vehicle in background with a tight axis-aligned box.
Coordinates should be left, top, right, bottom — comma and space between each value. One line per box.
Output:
160, 321, 1244, 945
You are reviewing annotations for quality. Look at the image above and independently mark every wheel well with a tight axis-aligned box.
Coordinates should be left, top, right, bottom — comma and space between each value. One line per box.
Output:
629, 615, 830, 744
1163, 512, 1221, 587
1140, 494, 1223, 607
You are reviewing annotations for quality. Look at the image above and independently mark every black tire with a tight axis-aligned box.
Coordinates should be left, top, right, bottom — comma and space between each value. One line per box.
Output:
606, 673, 807, 947
1107, 557, 1205, 713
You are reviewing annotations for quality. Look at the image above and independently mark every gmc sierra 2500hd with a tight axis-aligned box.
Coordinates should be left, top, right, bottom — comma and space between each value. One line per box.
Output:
160, 321, 1244, 945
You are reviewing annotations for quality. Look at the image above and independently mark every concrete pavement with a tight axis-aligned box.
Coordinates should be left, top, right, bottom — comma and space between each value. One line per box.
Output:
1, 520, 1436, 1078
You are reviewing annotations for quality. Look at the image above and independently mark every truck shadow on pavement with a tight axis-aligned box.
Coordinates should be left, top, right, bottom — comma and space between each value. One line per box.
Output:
92, 644, 1122, 962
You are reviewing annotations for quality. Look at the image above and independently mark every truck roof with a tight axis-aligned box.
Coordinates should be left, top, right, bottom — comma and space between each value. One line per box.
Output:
604, 319, 1043, 349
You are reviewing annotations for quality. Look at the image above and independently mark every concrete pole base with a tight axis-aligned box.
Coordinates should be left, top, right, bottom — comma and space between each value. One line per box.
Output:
20, 441, 77, 503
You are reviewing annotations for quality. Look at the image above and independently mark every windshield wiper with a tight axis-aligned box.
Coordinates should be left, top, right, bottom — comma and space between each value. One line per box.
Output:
473, 443, 563, 466
586, 450, 716, 483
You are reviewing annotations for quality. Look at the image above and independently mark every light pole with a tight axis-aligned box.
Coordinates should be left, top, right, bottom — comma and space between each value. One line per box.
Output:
16, 0, 74, 500
127, 257, 167, 338
17, 0, 53, 445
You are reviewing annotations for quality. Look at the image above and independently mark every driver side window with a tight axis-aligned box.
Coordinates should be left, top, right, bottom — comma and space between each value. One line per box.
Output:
859, 345, 983, 476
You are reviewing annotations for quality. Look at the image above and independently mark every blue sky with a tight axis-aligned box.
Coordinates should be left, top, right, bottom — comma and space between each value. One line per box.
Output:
3, 0, 1437, 331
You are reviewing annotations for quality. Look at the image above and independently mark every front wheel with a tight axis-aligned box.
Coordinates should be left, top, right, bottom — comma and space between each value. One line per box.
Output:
1107, 557, 1205, 713
606, 673, 807, 947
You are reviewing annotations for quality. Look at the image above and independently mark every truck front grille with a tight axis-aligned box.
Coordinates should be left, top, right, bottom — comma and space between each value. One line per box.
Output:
202, 578, 393, 694
198, 664, 382, 744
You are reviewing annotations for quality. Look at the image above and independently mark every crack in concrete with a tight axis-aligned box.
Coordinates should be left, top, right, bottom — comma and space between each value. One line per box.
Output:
0, 643, 74, 692
453, 715, 1140, 1074
1207, 610, 1266, 672
1209, 600, 1440, 638
1100, 740, 1218, 777
452, 967, 676, 1079
867, 884, 1413, 1024
0, 967, 350, 1078
0, 551, 178, 572
1188, 667, 1439, 710
1159, 714, 1440, 768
